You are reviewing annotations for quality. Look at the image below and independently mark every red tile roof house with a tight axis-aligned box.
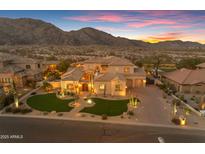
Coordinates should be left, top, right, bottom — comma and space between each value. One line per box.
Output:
161, 68, 205, 94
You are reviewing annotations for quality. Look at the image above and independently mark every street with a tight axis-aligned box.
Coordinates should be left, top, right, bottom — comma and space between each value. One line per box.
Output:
1, 116, 205, 143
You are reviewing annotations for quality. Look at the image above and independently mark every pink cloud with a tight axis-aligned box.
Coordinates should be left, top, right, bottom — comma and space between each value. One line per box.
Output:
127, 19, 176, 28
146, 32, 184, 41
65, 14, 125, 22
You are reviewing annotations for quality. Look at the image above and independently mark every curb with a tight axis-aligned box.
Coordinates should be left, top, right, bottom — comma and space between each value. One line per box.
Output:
1, 113, 205, 132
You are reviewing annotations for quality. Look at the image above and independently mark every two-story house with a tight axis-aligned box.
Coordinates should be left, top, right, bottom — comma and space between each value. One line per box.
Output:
61, 56, 146, 96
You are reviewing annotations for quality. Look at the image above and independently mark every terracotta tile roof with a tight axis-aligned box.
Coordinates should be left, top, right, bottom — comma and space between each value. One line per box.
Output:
94, 72, 125, 82
61, 67, 84, 81
162, 68, 205, 85
83, 56, 135, 66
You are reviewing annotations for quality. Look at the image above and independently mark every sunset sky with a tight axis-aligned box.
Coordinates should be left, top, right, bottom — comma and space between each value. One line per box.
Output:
0, 10, 205, 44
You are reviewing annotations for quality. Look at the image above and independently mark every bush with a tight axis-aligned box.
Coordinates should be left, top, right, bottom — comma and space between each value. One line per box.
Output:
5, 107, 12, 112
179, 95, 185, 101
90, 114, 95, 118
12, 108, 21, 114
21, 108, 32, 114
172, 99, 181, 106
172, 118, 180, 125
43, 112, 49, 115
30, 92, 36, 95
127, 111, 134, 116
57, 113, 63, 116
120, 115, 124, 119
102, 114, 108, 120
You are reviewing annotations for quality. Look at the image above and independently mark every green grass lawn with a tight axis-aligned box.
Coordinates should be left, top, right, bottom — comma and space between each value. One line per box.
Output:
80, 98, 129, 116
27, 93, 75, 112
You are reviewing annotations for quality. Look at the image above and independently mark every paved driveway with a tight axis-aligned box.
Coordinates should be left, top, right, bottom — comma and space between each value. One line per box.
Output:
132, 85, 173, 125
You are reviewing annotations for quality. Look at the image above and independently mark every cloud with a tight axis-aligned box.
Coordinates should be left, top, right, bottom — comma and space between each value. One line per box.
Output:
64, 14, 125, 22
127, 19, 176, 28
143, 32, 185, 43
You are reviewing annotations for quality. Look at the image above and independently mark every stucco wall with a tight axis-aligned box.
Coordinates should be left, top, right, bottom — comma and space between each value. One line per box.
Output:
94, 78, 126, 96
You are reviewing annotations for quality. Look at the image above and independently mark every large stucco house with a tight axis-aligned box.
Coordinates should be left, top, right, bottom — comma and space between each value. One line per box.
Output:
0, 57, 58, 91
60, 56, 146, 96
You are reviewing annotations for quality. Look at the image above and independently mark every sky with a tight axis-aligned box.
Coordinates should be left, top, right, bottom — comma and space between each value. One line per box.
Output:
0, 10, 205, 44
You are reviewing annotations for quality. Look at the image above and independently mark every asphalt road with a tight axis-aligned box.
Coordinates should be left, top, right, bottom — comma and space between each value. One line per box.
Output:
1, 117, 205, 143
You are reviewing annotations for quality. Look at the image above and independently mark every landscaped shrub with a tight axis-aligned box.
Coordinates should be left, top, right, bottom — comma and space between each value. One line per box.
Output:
57, 113, 63, 116
179, 95, 185, 101
101, 114, 108, 120
0, 94, 14, 110
172, 99, 181, 106
90, 114, 95, 118
127, 111, 134, 116
21, 108, 32, 114
5, 107, 12, 113
43, 112, 49, 115
191, 96, 195, 101
172, 118, 180, 125
12, 108, 21, 114
30, 92, 36, 95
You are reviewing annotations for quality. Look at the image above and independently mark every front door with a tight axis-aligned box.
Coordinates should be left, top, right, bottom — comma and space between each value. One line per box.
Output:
82, 83, 89, 91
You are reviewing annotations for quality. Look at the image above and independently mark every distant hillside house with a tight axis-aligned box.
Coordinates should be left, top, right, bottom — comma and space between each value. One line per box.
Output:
61, 56, 146, 96
162, 68, 205, 93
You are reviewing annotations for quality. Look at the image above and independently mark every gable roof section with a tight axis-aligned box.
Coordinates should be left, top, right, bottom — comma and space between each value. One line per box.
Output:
0, 65, 25, 74
95, 72, 125, 82
162, 68, 205, 85
61, 67, 84, 81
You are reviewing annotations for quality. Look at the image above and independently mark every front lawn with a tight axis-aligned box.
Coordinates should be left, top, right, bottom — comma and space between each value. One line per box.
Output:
27, 93, 75, 112
80, 98, 129, 116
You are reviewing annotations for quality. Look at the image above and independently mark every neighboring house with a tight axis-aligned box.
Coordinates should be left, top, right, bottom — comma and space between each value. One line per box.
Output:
161, 68, 205, 94
0, 58, 58, 89
11, 58, 43, 81
61, 56, 146, 96
0, 65, 27, 92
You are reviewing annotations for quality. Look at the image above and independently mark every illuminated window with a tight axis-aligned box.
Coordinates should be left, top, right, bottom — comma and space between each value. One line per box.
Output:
99, 84, 105, 90
124, 67, 130, 73
67, 84, 74, 90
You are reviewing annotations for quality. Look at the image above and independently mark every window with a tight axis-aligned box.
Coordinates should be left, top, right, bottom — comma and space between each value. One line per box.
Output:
124, 67, 130, 73
67, 84, 74, 90
99, 84, 105, 90
115, 84, 121, 91
38, 64, 41, 68
26, 65, 31, 69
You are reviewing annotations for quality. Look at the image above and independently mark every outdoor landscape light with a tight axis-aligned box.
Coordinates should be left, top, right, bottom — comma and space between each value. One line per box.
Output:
87, 99, 92, 104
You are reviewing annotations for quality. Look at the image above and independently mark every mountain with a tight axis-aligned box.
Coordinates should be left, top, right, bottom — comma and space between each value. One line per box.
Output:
0, 17, 204, 49
151, 40, 205, 49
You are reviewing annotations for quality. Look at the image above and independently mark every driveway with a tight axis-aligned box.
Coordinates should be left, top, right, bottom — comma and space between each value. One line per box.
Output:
132, 85, 173, 125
